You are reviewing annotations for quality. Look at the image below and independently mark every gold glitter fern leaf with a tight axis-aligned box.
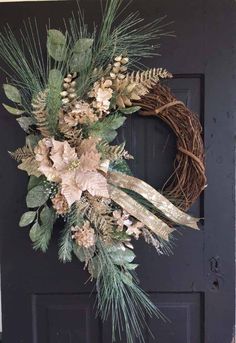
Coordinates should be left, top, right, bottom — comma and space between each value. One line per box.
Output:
98, 141, 133, 161
9, 146, 34, 162
112, 68, 172, 108
32, 89, 51, 137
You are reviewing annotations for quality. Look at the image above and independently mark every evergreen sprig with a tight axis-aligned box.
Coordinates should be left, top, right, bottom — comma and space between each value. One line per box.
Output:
95, 240, 166, 343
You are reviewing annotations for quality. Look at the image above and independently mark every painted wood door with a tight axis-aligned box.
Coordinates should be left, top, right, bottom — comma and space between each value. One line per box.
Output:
0, 1, 235, 342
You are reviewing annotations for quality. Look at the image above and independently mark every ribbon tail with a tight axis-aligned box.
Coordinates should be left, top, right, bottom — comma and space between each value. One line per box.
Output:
108, 171, 200, 230
108, 185, 174, 241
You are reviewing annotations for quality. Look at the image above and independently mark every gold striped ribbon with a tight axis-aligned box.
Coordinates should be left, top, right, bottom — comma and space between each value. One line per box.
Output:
108, 171, 199, 240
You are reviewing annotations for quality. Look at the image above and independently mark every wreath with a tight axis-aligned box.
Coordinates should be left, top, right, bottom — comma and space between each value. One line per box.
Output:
0, 1, 205, 342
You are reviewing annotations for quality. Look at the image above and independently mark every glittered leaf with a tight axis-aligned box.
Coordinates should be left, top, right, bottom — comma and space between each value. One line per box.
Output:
110, 159, 133, 175
29, 222, 41, 242
27, 175, 45, 191
70, 39, 93, 72
30, 205, 55, 252
26, 184, 49, 208
73, 244, 95, 263
73, 245, 86, 262
89, 114, 126, 142
73, 39, 94, 52
109, 247, 136, 265
88, 256, 101, 279
120, 106, 141, 114
121, 272, 133, 286
3, 84, 21, 104
125, 263, 139, 270
18, 157, 41, 177
48, 69, 63, 87
19, 211, 36, 227
17, 117, 34, 132
47, 29, 67, 61
2, 104, 24, 115
26, 134, 40, 149
104, 114, 126, 130
40, 205, 55, 227
70, 52, 88, 72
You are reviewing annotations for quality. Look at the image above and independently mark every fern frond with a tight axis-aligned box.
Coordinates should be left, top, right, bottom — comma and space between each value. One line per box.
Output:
98, 141, 133, 161
32, 89, 51, 137
59, 123, 83, 147
9, 146, 34, 162
112, 68, 172, 108
129, 67, 172, 88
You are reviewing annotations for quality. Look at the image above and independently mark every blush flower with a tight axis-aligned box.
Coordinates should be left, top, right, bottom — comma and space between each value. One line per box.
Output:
89, 79, 113, 114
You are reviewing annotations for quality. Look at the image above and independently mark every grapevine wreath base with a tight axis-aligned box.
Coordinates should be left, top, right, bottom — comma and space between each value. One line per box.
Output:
0, 1, 206, 343
139, 83, 206, 210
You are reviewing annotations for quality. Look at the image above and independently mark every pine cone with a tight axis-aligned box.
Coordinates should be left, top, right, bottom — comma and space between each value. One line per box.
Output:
52, 192, 69, 215
72, 221, 96, 248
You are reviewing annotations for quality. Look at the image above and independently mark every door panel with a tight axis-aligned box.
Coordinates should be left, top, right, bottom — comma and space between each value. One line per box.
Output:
0, 1, 235, 343
33, 294, 102, 343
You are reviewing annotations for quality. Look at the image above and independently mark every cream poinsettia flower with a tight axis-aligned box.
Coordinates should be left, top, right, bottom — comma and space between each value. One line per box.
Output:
35, 138, 78, 182
50, 139, 78, 172
34, 138, 60, 182
61, 170, 109, 207
35, 137, 110, 208
60, 143, 109, 206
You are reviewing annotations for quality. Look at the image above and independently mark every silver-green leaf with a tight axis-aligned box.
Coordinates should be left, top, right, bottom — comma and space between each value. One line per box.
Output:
3, 84, 21, 104
2, 104, 24, 115
17, 117, 34, 132
26, 134, 40, 149
48, 69, 63, 87
47, 29, 67, 61
70, 39, 93, 72
29, 222, 41, 242
73, 245, 86, 262
19, 211, 36, 227
120, 106, 141, 114
109, 247, 136, 265
40, 205, 55, 226
125, 263, 139, 271
26, 185, 49, 208
73, 39, 94, 53
27, 175, 45, 191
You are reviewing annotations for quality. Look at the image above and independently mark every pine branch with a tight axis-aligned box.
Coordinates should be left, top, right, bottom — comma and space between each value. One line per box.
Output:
59, 222, 73, 263
95, 240, 165, 343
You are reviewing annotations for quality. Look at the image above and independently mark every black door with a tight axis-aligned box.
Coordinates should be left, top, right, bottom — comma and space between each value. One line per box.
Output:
0, 1, 235, 342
